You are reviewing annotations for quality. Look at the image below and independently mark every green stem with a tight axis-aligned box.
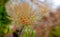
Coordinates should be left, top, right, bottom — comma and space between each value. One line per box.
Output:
31, 30, 35, 37
25, 26, 29, 37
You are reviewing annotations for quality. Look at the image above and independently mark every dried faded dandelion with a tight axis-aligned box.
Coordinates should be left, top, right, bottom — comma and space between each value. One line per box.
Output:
5, 0, 51, 37
6, 0, 50, 25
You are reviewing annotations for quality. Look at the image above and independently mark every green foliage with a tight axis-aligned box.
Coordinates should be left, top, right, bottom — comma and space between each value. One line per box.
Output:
49, 26, 60, 37
0, 0, 12, 37
0, 0, 8, 5
0, 5, 11, 26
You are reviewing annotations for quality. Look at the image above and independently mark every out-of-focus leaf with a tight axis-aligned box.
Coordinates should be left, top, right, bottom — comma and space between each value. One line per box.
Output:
0, 0, 11, 37
49, 26, 60, 37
